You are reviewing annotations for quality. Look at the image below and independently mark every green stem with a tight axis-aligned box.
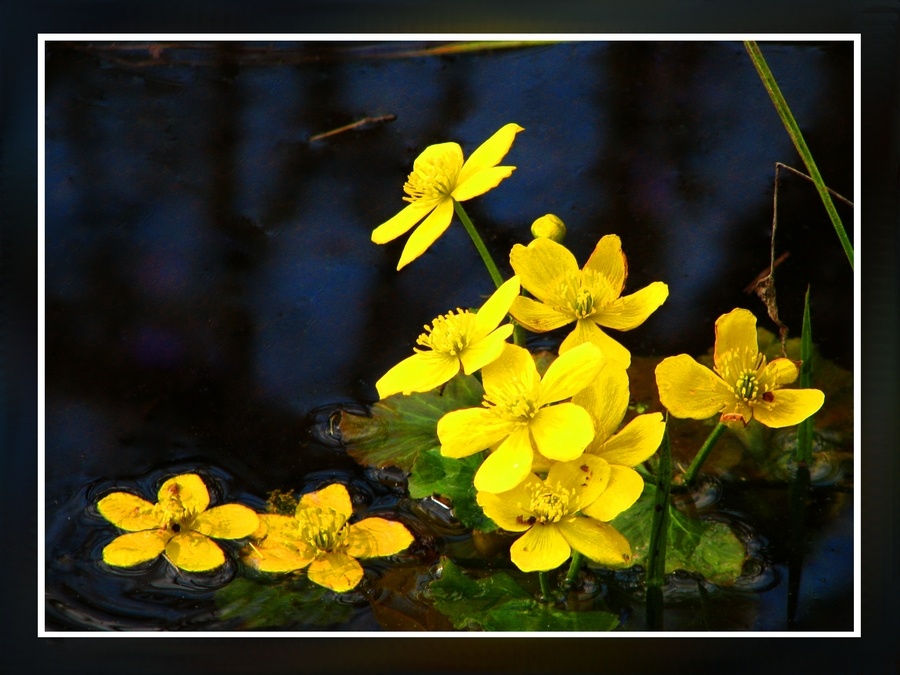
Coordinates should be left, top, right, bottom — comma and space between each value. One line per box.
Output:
646, 425, 672, 631
744, 41, 853, 269
538, 571, 552, 602
563, 551, 584, 591
680, 422, 728, 488
453, 200, 505, 289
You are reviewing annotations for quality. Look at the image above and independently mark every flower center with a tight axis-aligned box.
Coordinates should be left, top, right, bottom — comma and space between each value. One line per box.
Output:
402, 148, 460, 203
555, 271, 612, 319
483, 376, 539, 423
297, 508, 349, 553
416, 310, 476, 356
717, 347, 768, 403
154, 484, 196, 531
527, 484, 572, 524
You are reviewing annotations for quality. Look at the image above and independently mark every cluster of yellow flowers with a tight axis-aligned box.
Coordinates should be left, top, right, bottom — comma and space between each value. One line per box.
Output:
371, 123, 824, 574
97, 475, 413, 592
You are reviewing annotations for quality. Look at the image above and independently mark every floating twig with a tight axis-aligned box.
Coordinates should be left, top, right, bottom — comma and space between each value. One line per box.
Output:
308, 114, 396, 142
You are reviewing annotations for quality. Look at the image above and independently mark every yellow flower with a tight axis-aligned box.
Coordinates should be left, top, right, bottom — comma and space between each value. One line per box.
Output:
570, 361, 665, 521
243, 484, 413, 593
97, 473, 259, 573
371, 123, 524, 270
437, 342, 605, 494
655, 308, 825, 427
375, 276, 520, 398
476, 455, 632, 572
508, 235, 669, 367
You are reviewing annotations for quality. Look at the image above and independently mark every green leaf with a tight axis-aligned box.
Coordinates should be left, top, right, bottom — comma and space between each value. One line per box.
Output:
430, 559, 619, 631
408, 448, 495, 532
337, 373, 484, 471
215, 575, 354, 628
610, 485, 747, 586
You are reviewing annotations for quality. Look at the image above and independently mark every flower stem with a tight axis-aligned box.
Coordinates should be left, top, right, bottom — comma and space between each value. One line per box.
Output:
453, 200, 505, 289
680, 421, 728, 488
538, 571, 552, 602
562, 551, 584, 592
743, 40, 853, 270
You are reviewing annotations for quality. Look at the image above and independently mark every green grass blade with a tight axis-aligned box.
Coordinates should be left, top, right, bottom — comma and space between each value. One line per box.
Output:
796, 286, 815, 464
744, 41, 853, 269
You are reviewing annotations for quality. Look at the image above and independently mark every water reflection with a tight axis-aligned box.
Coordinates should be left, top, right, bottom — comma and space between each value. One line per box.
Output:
44, 40, 853, 631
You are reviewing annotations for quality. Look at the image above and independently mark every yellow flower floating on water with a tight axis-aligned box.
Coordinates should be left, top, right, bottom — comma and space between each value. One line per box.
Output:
476, 455, 632, 573
376, 276, 520, 398
655, 308, 825, 427
437, 342, 605, 494
244, 483, 413, 592
509, 235, 669, 367
97, 473, 259, 572
371, 123, 524, 270
569, 361, 665, 521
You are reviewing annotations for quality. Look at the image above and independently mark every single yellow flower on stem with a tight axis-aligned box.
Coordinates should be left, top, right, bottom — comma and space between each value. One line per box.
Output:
476, 455, 633, 573
655, 307, 825, 427
371, 123, 524, 270
437, 342, 605, 494
569, 360, 666, 521
243, 484, 413, 593
509, 235, 669, 367
376, 276, 520, 398
97, 473, 259, 573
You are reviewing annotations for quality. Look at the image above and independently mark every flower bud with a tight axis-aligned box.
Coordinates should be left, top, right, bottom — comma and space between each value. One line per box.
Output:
530, 214, 566, 243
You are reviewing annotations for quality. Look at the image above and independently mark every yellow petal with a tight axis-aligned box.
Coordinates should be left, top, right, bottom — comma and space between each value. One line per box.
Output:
538, 341, 605, 405
482, 343, 539, 400
102, 529, 169, 567
583, 234, 627, 296
455, 123, 523, 186
345, 517, 414, 558
571, 361, 631, 447
530, 403, 594, 462
753, 388, 825, 428
510, 523, 571, 572
761, 357, 800, 387
251, 514, 297, 541
546, 454, 611, 509
509, 238, 579, 305
471, 275, 520, 342
473, 428, 534, 493
307, 552, 364, 592
97, 492, 159, 531
559, 318, 632, 368
595, 282, 669, 331
556, 517, 632, 567
371, 200, 436, 244
192, 504, 259, 540
438, 407, 514, 458
581, 465, 645, 521
451, 166, 516, 202
475, 475, 543, 531
713, 308, 760, 373
375, 351, 460, 398
244, 541, 314, 574
157, 474, 210, 514
396, 197, 455, 270
165, 531, 226, 572
655, 354, 731, 420
509, 295, 573, 332
458, 324, 513, 375
594, 412, 665, 467
299, 483, 353, 521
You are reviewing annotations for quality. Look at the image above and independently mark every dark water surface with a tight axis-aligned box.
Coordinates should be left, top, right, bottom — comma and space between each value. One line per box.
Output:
43, 40, 855, 631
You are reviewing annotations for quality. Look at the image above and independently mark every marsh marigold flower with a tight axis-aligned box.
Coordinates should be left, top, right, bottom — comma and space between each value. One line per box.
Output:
371, 123, 523, 270
376, 276, 520, 398
569, 362, 665, 521
476, 455, 632, 573
244, 483, 413, 593
437, 342, 605, 494
97, 473, 259, 573
509, 235, 668, 367
655, 308, 825, 427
